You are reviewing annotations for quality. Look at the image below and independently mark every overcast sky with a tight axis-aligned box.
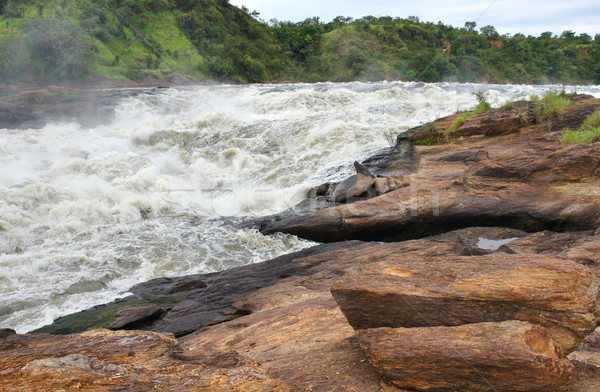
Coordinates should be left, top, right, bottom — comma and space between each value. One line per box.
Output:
229, 0, 600, 37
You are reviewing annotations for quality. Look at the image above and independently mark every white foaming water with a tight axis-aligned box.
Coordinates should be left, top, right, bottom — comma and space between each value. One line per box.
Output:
1, 81, 599, 333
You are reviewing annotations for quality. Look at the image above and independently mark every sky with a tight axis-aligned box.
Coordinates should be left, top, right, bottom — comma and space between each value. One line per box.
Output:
229, 0, 600, 37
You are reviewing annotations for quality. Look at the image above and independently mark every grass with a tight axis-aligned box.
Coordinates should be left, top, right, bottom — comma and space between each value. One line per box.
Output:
444, 97, 491, 136
411, 137, 440, 145
560, 109, 600, 144
501, 100, 516, 110
534, 90, 572, 122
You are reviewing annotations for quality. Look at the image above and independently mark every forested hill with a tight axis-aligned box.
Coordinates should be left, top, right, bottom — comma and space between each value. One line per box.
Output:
1, 0, 599, 84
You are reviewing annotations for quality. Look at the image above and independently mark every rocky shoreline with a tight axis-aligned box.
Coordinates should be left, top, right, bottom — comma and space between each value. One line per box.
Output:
0, 77, 193, 129
2, 94, 600, 391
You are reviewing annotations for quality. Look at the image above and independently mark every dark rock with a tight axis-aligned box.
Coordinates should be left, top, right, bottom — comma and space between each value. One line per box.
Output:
357, 321, 575, 392
578, 328, 600, 352
359, 142, 417, 177
434, 149, 487, 163
108, 306, 165, 330
353, 161, 374, 178
0, 329, 16, 339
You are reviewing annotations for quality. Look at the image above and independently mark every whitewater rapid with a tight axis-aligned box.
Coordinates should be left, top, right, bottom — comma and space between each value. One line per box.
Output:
1, 81, 599, 333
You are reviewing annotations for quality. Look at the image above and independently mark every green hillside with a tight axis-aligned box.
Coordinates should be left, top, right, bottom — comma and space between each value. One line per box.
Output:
0, 0, 599, 84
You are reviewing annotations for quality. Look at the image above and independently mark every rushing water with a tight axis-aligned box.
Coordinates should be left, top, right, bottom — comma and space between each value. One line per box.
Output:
1, 81, 600, 333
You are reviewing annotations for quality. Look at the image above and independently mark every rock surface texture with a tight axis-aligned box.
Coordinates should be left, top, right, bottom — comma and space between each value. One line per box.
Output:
357, 321, 575, 392
3, 95, 600, 391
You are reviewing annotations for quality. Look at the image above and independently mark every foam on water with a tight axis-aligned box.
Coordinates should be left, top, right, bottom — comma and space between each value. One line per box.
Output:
1, 81, 599, 333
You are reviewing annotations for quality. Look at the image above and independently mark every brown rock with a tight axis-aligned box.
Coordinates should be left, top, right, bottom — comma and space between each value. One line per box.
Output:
568, 351, 600, 392
357, 321, 575, 392
328, 161, 377, 203
331, 253, 599, 353
258, 126, 600, 243
452, 107, 524, 138
0, 329, 297, 391
330, 173, 375, 202
374, 177, 391, 195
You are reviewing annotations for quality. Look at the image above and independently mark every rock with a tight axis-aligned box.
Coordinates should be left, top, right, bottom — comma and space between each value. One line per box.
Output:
359, 143, 417, 177
0, 329, 296, 391
434, 149, 488, 163
22, 353, 124, 375
357, 321, 575, 392
257, 103, 600, 242
107, 305, 165, 330
578, 327, 600, 352
568, 351, 600, 392
354, 160, 375, 178
14, 227, 600, 391
331, 253, 599, 353
306, 182, 330, 198
566, 236, 600, 265
329, 173, 375, 203
0, 329, 16, 339
373, 177, 390, 195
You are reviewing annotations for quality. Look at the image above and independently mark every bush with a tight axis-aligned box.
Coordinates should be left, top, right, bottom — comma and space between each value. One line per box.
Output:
124, 61, 145, 81
0, 18, 92, 82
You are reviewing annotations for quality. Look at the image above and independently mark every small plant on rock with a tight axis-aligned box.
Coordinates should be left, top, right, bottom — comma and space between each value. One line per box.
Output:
560, 109, 600, 144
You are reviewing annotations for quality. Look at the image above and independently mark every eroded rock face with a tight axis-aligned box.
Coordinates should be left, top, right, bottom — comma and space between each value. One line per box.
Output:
357, 321, 575, 392
331, 253, 599, 353
256, 96, 600, 243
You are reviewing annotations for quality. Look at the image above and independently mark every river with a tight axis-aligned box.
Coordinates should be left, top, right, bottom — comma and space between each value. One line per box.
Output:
1, 81, 599, 333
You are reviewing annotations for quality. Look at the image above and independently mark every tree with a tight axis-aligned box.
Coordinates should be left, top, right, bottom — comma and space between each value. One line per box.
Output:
480, 25, 498, 39
464, 21, 476, 32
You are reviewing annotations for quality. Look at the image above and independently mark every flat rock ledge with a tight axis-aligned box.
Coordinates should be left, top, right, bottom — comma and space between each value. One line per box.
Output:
331, 253, 600, 391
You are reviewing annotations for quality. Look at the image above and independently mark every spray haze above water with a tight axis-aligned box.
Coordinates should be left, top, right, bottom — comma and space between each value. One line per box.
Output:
1, 81, 599, 333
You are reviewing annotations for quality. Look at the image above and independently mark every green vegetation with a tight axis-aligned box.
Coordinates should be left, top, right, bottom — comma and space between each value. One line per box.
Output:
560, 109, 600, 144
444, 91, 491, 135
411, 136, 440, 146
1, 1, 600, 83
534, 90, 572, 130
32, 293, 187, 335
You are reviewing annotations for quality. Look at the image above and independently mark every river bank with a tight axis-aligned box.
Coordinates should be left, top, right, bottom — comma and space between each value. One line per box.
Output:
2, 92, 600, 391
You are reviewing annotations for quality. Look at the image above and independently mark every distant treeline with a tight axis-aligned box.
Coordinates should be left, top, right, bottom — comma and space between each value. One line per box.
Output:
1, 0, 599, 84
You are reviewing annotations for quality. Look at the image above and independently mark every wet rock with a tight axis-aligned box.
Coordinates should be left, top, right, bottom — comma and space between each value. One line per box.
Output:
357, 321, 575, 392
0, 329, 16, 339
331, 253, 599, 353
108, 305, 165, 330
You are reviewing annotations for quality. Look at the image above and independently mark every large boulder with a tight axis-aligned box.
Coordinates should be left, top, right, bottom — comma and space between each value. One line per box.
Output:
331, 253, 600, 353
357, 321, 575, 392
